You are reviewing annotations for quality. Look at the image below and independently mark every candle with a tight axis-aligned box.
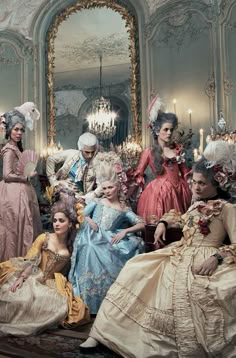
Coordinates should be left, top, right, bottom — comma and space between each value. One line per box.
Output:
188, 109, 192, 129
173, 98, 177, 114
193, 148, 199, 162
199, 128, 204, 155
206, 135, 211, 144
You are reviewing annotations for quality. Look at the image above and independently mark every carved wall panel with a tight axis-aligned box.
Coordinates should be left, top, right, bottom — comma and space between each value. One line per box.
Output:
146, 1, 215, 142
221, 0, 236, 127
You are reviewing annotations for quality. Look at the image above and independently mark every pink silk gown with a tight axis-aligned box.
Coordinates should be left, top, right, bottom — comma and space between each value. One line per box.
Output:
136, 147, 192, 222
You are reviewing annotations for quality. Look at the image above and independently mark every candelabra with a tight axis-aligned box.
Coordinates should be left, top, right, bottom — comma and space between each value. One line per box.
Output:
116, 134, 142, 170
40, 139, 63, 159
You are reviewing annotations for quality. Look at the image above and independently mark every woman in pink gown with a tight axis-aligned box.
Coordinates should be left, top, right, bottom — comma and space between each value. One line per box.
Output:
136, 99, 191, 222
0, 107, 42, 261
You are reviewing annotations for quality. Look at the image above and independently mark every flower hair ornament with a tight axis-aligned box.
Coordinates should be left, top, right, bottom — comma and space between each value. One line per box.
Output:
115, 163, 128, 194
203, 140, 236, 192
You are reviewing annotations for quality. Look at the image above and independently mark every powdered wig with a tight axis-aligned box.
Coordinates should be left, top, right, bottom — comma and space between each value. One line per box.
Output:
93, 151, 122, 186
77, 132, 99, 150
192, 140, 236, 200
203, 140, 236, 172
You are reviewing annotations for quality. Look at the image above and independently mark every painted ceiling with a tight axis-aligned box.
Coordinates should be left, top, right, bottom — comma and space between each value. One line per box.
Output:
54, 8, 130, 73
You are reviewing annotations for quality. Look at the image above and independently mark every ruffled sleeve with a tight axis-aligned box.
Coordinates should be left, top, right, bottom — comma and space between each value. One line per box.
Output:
9, 234, 46, 272
83, 200, 97, 217
133, 148, 153, 186
2, 145, 27, 183
125, 210, 145, 225
24, 234, 46, 259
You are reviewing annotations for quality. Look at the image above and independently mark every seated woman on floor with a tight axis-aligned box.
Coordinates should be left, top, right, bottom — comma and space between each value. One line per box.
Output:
0, 191, 90, 337
80, 140, 236, 358
68, 151, 145, 315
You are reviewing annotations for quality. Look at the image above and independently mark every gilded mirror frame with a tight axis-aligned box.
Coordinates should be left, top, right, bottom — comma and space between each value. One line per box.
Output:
46, 0, 141, 146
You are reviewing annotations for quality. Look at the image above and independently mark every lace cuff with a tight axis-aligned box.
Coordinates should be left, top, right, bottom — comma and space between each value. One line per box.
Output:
219, 244, 236, 264
160, 209, 184, 228
10, 253, 41, 275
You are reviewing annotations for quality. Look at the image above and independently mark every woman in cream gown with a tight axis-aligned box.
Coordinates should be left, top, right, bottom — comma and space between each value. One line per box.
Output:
81, 142, 236, 358
0, 199, 90, 336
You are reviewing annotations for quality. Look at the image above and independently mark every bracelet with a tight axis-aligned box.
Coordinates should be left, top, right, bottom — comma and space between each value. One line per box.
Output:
157, 220, 168, 228
20, 275, 27, 281
211, 253, 223, 265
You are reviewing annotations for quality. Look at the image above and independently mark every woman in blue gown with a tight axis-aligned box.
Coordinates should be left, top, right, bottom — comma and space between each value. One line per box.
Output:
69, 152, 145, 314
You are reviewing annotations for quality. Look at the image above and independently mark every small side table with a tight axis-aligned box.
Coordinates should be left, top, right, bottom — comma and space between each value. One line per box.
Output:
144, 225, 183, 252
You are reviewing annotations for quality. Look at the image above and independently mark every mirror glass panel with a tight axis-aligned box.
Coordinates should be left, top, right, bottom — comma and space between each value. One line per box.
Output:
47, 2, 140, 149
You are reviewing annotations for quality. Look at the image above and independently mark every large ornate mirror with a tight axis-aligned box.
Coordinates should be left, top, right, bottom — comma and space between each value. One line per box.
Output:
46, 0, 141, 150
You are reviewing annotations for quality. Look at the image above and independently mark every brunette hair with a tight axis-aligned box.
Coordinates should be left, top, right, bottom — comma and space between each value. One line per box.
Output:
192, 157, 231, 201
50, 188, 78, 254
3, 110, 26, 152
151, 112, 178, 175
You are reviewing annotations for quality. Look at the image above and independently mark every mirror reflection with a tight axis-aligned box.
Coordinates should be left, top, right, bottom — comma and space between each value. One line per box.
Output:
53, 7, 132, 149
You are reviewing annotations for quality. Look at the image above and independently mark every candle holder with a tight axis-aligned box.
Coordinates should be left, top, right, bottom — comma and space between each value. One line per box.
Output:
115, 134, 142, 171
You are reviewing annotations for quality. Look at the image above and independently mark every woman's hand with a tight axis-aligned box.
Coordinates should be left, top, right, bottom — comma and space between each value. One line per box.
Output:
9, 277, 24, 292
193, 256, 219, 276
29, 170, 37, 178
87, 219, 98, 232
154, 223, 166, 249
111, 230, 127, 244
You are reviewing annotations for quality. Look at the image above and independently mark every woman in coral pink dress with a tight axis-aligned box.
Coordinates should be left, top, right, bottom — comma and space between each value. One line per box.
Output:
135, 97, 192, 222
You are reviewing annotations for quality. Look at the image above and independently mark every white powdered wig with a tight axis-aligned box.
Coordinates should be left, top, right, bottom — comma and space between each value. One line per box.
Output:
93, 151, 122, 185
203, 140, 236, 174
77, 132, 99, 150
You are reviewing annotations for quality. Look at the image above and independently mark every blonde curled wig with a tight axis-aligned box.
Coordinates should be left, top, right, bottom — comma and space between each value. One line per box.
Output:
93, 151, 122, 186
93, 151, 127, 204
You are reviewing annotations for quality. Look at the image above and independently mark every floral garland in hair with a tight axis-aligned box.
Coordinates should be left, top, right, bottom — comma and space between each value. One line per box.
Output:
115, 164, 128, 194
204, 160, 236, 191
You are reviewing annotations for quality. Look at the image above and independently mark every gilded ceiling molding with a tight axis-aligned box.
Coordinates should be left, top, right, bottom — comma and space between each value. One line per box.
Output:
47, 0, 141, 145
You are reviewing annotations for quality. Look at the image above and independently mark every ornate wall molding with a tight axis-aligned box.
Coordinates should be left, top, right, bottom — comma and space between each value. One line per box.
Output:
224, 74, 234, 96
145, 1, 213, 41
205, 72, 216, 100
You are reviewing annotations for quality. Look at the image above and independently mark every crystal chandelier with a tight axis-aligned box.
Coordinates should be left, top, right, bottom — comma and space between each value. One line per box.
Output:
87, 54, 117, 140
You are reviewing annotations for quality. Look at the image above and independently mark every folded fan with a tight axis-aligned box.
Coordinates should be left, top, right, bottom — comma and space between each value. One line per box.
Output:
16, 149, 39, 177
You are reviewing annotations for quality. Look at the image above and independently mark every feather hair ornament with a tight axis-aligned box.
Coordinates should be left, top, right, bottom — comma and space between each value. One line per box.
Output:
16, 149, 39, 177
148, 95, 163, 126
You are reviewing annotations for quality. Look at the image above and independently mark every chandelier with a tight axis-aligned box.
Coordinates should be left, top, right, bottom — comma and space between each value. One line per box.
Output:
87, 54, 117, 140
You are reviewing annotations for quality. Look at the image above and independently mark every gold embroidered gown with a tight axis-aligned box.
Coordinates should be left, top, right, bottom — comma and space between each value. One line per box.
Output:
90, 200, 236, 358
0, 233, 90, 336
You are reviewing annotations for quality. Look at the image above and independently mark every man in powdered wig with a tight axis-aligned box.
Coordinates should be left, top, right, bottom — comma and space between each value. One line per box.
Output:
46, 132, 102, 203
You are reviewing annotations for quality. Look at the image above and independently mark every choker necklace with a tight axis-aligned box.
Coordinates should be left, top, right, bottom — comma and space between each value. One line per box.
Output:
201, 194, 219, 202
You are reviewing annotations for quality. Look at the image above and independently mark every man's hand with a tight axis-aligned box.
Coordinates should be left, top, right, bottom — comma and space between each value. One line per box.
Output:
154, 223, 166, 248
193, 256, 219, 276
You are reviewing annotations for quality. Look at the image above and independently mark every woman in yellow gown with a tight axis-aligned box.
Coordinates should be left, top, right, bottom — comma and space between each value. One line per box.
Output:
0, 196, 90, 336
80, 141, 236, 358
